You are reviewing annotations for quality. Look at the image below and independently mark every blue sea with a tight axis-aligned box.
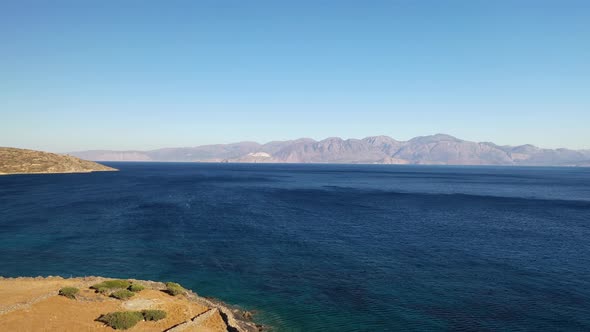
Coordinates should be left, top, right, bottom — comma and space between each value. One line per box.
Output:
1, 163, 590, 331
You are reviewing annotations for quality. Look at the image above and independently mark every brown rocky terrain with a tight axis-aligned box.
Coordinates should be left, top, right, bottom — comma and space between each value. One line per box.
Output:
0, 276, 260, 332
0, 147, 117, 175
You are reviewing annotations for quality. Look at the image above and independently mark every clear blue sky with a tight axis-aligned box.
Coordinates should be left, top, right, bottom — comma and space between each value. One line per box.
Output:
1, 1, 589, 152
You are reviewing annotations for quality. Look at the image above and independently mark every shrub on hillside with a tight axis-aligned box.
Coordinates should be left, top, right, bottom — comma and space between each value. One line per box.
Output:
58, 287, 79, 299
164, 282, 184, 296
141, 309, 166, 321
96, 287, 110, 295
97, 311, 144, 330
110, 289, 135, 300
128, 284, 145, 292
91, 280, 131, 291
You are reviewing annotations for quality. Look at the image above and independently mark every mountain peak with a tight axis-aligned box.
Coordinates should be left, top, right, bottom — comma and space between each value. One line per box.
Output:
321, 137, 344, 142
409, 133, 461, 143
362, 135, 398, 143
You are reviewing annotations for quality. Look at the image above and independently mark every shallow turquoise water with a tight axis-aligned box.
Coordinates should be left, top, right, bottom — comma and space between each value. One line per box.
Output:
1, 163, 590, 331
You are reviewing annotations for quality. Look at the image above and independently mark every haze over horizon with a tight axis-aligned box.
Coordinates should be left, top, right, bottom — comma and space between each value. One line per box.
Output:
1, 1, 589, 152
67, 133, 590, 153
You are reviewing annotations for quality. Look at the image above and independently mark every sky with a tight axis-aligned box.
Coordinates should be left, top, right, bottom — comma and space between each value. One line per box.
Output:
1, 0, 589, 152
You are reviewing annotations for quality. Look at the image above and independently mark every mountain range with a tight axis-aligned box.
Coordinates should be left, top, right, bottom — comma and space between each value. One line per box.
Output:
70, 134, 590, 166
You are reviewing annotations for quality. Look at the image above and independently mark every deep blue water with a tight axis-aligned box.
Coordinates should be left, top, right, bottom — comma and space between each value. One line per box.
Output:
1, 163, 590, 331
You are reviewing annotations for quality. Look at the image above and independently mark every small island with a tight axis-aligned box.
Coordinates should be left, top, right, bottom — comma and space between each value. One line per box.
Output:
0, 147, 117, 175
0, 276, 261, 331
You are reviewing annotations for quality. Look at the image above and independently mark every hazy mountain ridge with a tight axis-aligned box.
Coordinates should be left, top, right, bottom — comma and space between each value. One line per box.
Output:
70, 134, 590, 166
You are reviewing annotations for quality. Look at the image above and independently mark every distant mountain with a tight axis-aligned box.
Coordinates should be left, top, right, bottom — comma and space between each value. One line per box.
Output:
0, 147, 117, 175
70, 134, 590, 166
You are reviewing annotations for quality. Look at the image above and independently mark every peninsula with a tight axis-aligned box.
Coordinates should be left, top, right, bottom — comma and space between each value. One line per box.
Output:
0, 276, 261, 332
0, 147, 117, 175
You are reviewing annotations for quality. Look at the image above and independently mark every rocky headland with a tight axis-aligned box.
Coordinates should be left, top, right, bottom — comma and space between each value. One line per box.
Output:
0, 147, 117, 175
0, 276, 261, 332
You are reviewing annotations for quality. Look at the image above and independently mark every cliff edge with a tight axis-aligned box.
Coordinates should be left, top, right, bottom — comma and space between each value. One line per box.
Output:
0, 276, 261, 332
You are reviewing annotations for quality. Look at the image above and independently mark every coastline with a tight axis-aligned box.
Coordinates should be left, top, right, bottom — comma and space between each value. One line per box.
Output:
0, 276, 263, 332
0, 169, 118, 176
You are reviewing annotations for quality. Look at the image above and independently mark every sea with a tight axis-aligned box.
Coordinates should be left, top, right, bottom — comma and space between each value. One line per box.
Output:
1, 163, 589, 331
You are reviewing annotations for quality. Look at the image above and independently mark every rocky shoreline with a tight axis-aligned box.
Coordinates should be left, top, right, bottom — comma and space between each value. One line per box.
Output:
0, 276, 263, 332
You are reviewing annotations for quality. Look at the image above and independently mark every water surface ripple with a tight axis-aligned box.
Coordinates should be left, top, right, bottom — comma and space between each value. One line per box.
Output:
1, 163, 589, 331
